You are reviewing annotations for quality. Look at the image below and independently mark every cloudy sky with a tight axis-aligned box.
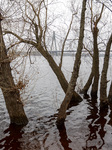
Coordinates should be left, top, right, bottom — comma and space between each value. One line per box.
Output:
0, 0, 111, 51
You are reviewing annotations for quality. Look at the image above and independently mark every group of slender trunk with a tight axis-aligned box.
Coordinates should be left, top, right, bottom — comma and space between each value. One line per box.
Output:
56, 0, 112, 125
0, 0, 112, 126
81, 26, 99, 98
82, 32, 112, 105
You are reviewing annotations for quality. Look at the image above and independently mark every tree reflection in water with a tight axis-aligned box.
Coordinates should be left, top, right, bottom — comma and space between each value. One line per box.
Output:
57, 123, 72, 150
0, 97, 112, 150
83, 98, 108, 150
0, 124, 24, 150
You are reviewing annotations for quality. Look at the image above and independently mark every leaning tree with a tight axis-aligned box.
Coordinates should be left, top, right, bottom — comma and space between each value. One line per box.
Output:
56, 0, 87, 126
4, 0, 83, 104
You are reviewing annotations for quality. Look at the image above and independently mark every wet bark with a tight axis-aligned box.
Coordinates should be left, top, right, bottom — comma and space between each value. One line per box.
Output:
100, 34, 112, 105
56, 0, 87, 126
0, 19, 28, 125
91, 27, 99, 99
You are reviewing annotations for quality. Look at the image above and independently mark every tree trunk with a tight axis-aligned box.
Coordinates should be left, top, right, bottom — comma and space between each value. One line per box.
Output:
37, 45, 82, 103
108, 81, 112, 103
81, 66, 94, 95
56, 0, 87, 126
0, 19, 28, 125
91, 27, 99, 98
100, 34, 112, 105
3, 15, 83, 103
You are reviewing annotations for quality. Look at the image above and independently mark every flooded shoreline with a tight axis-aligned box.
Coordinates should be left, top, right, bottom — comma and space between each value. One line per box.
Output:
0, 56, 112, 150
1, 98, 112, 150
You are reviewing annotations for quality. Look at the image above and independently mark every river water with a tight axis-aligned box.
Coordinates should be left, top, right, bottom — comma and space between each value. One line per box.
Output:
0, 55, 112, 150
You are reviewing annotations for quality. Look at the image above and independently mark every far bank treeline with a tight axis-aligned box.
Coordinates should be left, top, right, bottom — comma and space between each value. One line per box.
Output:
0, 0, 112, 126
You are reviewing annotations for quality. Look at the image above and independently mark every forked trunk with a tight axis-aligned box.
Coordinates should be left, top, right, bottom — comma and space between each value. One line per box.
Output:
0, 18, 28, 125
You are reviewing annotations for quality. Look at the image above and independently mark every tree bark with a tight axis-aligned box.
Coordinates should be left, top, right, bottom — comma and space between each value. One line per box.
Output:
81, 66, 94, 95
91, 27, 99, 98
4, 31, 83, 104
56, 0, 87, 126
37, 45, 83, 103
108, 81, 112, 103
4, 4, 83, 104
100, 34, 112, 105
0, 19, 28, 125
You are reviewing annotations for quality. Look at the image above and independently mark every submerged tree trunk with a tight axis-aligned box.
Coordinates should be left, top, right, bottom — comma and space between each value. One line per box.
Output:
56, 0, 87, 126
82, 27, 99, 98
0, 18, 28, 125
91, 26, 99, 98
100, 34, 112, 105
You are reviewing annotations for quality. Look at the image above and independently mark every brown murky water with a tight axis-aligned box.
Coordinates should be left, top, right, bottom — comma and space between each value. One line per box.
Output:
0, 56, 112, 150
0, 98, 112, 150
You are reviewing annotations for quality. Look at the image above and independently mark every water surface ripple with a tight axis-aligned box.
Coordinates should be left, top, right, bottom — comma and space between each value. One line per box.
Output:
0, 56, 112, 150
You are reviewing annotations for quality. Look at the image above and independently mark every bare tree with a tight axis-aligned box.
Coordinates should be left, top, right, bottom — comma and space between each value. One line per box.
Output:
59, 14, 74, 69
56, 0, 87, 126
0, 13, 28, 125
4, 0, 83, 104
81, 1, 104, 98
96, 0, 112, 12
